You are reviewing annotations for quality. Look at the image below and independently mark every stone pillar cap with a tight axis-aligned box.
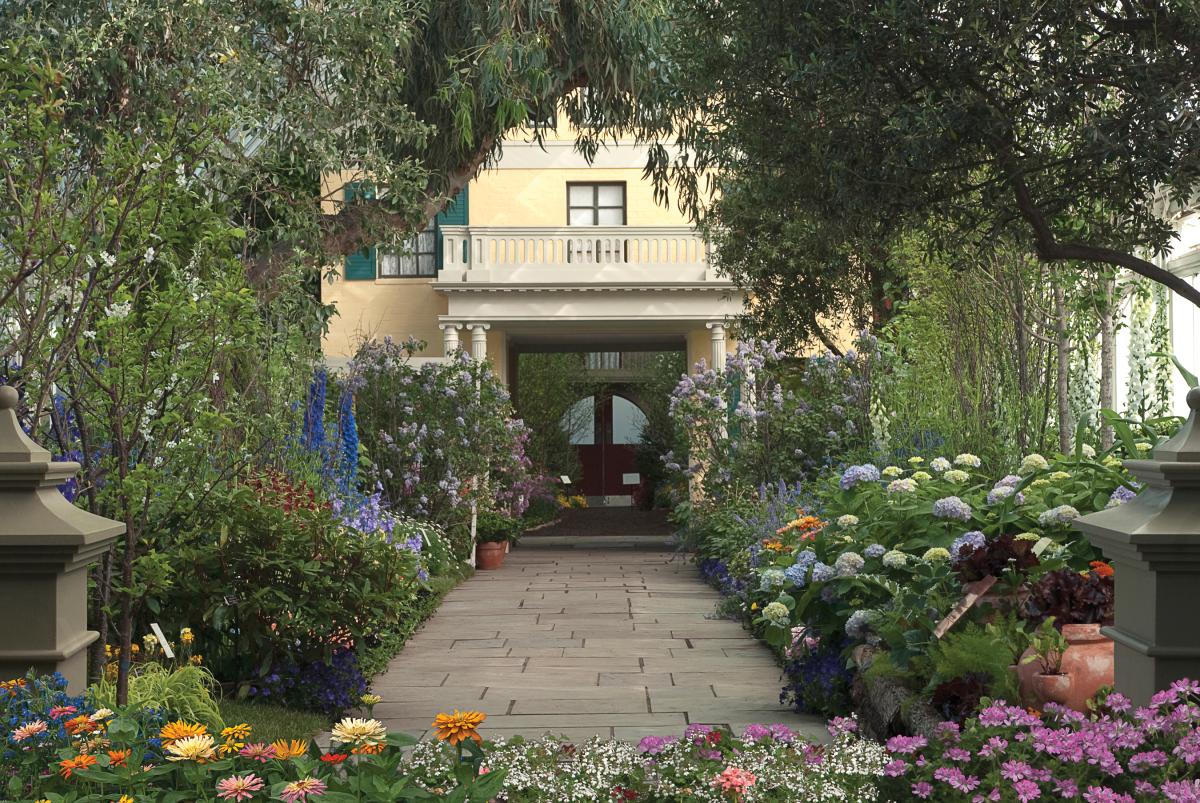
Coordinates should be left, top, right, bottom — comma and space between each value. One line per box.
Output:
0, 385, 125, 549
1154, 387, 1200, 462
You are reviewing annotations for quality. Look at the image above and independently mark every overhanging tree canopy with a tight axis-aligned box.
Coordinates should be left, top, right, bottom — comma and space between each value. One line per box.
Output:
646, 0, 1200, 310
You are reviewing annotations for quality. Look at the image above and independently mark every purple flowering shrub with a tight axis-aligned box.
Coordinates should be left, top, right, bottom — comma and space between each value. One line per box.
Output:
346, 337, 539, 543
664, 334, 876, 498
881, 681, 1200, 802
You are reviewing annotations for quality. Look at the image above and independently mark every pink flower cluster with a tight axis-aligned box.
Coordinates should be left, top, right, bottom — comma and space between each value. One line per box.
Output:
881, 680, 1200, 802
711, 766, 756, 797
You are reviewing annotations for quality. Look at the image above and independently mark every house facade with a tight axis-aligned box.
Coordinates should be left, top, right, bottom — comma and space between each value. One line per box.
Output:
320, 121, 743, 384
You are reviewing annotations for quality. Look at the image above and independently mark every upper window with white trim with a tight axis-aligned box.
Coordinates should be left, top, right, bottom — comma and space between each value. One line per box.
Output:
568, 183, 626, 226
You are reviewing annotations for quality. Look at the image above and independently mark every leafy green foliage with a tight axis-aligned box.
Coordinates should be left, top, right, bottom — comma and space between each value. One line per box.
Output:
90, 663, 224, 731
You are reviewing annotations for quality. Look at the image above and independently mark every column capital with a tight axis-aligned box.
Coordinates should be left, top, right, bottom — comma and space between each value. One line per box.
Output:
467, 322, 491, 333
438, 321, 463, 332
706, 321, 727, 334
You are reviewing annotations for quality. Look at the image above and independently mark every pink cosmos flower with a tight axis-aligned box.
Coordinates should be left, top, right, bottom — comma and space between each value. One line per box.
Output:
217, 774, 265, 801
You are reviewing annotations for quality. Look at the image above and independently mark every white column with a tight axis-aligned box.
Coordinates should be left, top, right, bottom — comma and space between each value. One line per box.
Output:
440, 322, 462, 356
707, 321, 727, 371
469, 323, 490, 362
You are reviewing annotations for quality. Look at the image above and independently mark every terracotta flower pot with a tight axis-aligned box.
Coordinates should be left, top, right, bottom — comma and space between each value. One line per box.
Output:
1017, 623, 1114, 711
476, 541, 506, 570
1033, 673, 1072, 707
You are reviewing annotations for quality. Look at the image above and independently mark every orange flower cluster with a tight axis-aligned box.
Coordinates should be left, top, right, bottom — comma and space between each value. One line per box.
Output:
759, 538, 790, 553
63, 715, 98, 736
1089, 560, 1114, 578
775, 512, 826, 542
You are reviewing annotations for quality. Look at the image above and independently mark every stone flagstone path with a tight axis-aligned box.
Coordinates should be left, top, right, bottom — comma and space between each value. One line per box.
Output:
372, 524, 824, 743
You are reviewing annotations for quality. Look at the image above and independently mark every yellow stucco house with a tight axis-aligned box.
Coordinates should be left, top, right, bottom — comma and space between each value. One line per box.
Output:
320, 119, 744, 382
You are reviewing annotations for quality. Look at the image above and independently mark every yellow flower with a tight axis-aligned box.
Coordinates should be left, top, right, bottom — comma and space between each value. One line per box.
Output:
750, 602, 759, 611
218, 739, 244, 756
189, 655, 204, 666
360, 693, 382, 706
180, 627, 194, 645
431, 710, 485, 746
330, 717, 387, 748
221, 723, 252, 741
130, 643, 140, 654
118, 796, 135, 803
271, 738, 309, 760
164, 734, 216, 763
159, 720, 207, 745
90, 708, 114, 722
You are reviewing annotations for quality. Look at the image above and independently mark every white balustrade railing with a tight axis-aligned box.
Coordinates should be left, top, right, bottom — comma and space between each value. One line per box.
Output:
437, 226, 715, 283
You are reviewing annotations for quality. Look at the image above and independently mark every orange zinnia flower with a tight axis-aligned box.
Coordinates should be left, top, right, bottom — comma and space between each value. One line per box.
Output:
107, 749, 131, 767
320, 753, 349, 764
64, 714, 98, 735
59, 753, 97, 778
431, 710, 486, 745
350, 743, 385, 755
159, 720, 207, 744
271, 739, 309, 760
1090, 560, 1114, 578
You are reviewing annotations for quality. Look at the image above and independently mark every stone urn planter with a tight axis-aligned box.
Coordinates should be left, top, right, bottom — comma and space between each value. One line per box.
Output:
475, 541, 506, 570
1017, 624, 1114, 711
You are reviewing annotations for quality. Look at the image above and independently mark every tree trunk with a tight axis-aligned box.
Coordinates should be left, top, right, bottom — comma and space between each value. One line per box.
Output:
1013, 268, 1031, 452
1055, 282, 1072, 453
1099, 277, 1116, 450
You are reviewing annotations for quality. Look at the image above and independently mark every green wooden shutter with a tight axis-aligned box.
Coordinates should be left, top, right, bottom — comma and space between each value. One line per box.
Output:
343, 182, 376, 280
435, 186, 469, 267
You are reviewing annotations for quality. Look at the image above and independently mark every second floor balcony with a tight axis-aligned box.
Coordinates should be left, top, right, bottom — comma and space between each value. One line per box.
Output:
434, 225, 727, 287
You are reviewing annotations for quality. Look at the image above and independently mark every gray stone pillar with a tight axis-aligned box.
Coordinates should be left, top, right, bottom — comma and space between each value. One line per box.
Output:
1075, 386, 1200, 703
0, 386, 124, 692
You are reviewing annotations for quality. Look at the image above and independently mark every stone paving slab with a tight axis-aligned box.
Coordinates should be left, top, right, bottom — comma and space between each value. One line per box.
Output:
373, 522, 822, 742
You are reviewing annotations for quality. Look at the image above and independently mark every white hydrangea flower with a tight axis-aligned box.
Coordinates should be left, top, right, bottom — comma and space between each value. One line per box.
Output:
954, 453, 982, 468
930, 457, 951, 472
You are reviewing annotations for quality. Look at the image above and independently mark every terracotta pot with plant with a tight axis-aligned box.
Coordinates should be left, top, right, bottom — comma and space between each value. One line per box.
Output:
474, 511, 522, 570
1022, 618, 1071, 707
1017, 563, 1115, 710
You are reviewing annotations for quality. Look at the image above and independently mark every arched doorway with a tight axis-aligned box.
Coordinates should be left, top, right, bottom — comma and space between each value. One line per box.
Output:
561, 391, 648, 501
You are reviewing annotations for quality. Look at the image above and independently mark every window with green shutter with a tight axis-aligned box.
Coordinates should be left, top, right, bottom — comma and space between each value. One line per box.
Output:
434, 186, 469, 267
343, 182, 376, 280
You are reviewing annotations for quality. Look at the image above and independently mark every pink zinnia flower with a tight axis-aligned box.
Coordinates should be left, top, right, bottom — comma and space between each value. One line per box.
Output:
11, 720, 48, 742
48, 706, 77, 719
238, 743, 277, 762
217, 774, 265, 801
280, 777, 326, 803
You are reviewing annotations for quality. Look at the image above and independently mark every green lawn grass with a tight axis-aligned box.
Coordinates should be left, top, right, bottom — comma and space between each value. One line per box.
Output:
217, 699, 328, 743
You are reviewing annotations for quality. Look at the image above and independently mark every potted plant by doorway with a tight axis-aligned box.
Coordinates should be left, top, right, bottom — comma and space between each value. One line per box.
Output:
475, 511, 521, 570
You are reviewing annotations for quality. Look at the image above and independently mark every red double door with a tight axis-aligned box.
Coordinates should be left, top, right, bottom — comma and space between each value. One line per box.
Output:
574, 394, 643, 498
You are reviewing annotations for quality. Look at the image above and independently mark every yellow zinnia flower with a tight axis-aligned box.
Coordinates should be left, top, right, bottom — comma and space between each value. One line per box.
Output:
360, 693, 382, 706
271, 738, 309, 760
164, 734, 216, 763
118, 796, 135, 803
331, 717, 387, 748
431, 710, 485, 746
221, 723, 252, 741
159, 720, 207, 745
